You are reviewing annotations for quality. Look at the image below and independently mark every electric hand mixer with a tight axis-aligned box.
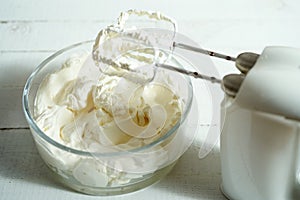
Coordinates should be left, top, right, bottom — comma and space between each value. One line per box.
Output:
167, 38, 300, 200
94, 33, 300, 199
157, 41, 300, 200
92, 11, 300, 199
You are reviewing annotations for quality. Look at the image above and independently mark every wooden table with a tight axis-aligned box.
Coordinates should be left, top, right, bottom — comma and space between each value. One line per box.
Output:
1, 1, 299, 199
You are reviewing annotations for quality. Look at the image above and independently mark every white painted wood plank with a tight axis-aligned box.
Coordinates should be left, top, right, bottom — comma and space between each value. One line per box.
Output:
0, 130, 225, 200
0, 21, 107, 51
0, 52, 51, 87
179, 19, 300, 56
0, 88, 27, 128
0, 53, 51, 128
1, 0, 300, 21
1, 19, 300, 52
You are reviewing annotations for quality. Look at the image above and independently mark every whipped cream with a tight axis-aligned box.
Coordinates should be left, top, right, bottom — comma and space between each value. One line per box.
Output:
34, 10, 186, 187
35, 53, 182, 187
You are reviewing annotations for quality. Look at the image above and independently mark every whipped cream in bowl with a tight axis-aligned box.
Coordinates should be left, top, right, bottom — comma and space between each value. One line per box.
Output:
22, 10, 199, 195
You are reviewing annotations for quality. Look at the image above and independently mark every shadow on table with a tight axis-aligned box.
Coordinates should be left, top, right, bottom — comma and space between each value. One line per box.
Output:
152, 145, 227, 200
0, 54, 52, 128
0, 130, 68, 191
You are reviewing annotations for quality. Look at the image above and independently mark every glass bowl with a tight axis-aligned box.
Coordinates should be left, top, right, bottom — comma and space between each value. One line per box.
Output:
22, 40, 196, 195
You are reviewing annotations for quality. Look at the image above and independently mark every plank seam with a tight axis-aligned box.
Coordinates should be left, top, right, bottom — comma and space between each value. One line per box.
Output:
0, 127, 29, 130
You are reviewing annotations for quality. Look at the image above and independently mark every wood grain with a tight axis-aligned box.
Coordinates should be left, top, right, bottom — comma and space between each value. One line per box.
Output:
1, 0, 299, 21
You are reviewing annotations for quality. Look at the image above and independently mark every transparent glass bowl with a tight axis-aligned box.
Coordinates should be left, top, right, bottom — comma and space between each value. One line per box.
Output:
22, 41, 195, 195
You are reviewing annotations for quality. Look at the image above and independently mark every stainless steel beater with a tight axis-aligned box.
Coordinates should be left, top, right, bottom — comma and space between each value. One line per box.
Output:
156, 42, 260, 97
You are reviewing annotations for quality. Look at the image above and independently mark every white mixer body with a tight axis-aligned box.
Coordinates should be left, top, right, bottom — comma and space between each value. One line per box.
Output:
220, 46, 300, 200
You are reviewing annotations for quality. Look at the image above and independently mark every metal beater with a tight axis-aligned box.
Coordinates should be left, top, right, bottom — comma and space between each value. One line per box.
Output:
156, 42, 260, 97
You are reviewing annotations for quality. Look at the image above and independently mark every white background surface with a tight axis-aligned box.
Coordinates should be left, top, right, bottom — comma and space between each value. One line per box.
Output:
1, 0, 300, 199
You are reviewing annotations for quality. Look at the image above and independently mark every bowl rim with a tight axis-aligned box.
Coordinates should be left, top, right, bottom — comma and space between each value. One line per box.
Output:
22, 40, 194, 157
